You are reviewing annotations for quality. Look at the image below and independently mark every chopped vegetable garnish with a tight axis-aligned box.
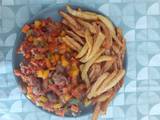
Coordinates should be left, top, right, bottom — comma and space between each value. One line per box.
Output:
71, 105, 79, 113
22, 24, 30, 33
52, 103, 63, 109
69, 98, 79, 105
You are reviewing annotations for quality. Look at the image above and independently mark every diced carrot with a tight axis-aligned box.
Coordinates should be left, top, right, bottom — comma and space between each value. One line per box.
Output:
55, 109, 65, 117
45, 58, 51, 68
25, 53, 30, 59
49, 44, 56, 52
54, 54, 60, 62
27, 86, 32, 94
52, 54, 59, 64
22, 24, 30, 33
58, 44, 67, 54
71, 105, 79, 113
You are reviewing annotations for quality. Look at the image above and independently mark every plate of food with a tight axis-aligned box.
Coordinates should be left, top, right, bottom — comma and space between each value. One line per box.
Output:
12, 3, 126, 120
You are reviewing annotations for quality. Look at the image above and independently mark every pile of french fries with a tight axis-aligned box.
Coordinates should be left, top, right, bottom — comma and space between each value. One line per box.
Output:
60, 5, 126, 120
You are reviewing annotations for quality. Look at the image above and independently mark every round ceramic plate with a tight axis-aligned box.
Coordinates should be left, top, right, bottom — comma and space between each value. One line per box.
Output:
12, 3, 127, 117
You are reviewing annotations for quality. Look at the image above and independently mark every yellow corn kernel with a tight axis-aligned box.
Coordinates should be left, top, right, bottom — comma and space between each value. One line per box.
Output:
37, 70, 43, 78
26, 94, 33, 100
52, 103, 62, 109
70, 64, 79, 78
61, 56, 69, 67
37, 70, 49, 79
34, 20, 41, 28
64, 94, 71, 102
36, 101, 44, 106
43, 70, 49, 79
39, 96, 48, 103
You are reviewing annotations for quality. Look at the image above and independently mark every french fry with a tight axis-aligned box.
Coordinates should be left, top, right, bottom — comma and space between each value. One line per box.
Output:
80, 29, 93, 61
62, 19, 85, 38
76, 43, 88, 58
62, 36, 82, 51
77, 18, 96, 34
98, 15, 116, 38
92, 90, 113, 103
62, 37, 77, 51
101, 79, 124, 114
95, 55, 114, 63
87, 72, 109, 99
92, 103, 101, 120
59, 11, 80, 29
100, 94, 114, 114
80, 32, 105, 63
80, 64, 84, 72
113, 36, 123, 47
97, 21, 112, 50
81, 49, 105, 87
113, 62, 118, 71
64, 35, 82, 50
92, 22, 99, 34
83, 11, 97, 16
65, 30, 84, 45
112, 44, 120, 55
102, 61, 114, 73
97, 69, 125, 96
66, 5, 98, 20
94, 71, 117, 97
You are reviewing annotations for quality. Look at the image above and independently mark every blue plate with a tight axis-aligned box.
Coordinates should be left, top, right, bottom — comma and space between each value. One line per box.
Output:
12, 3, 127, 117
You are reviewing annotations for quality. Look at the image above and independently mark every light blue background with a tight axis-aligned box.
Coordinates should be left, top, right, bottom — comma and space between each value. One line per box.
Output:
0, 0, 160, 120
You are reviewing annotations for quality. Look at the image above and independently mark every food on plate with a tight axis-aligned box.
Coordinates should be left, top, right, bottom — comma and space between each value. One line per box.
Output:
14, 5, 126, 120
